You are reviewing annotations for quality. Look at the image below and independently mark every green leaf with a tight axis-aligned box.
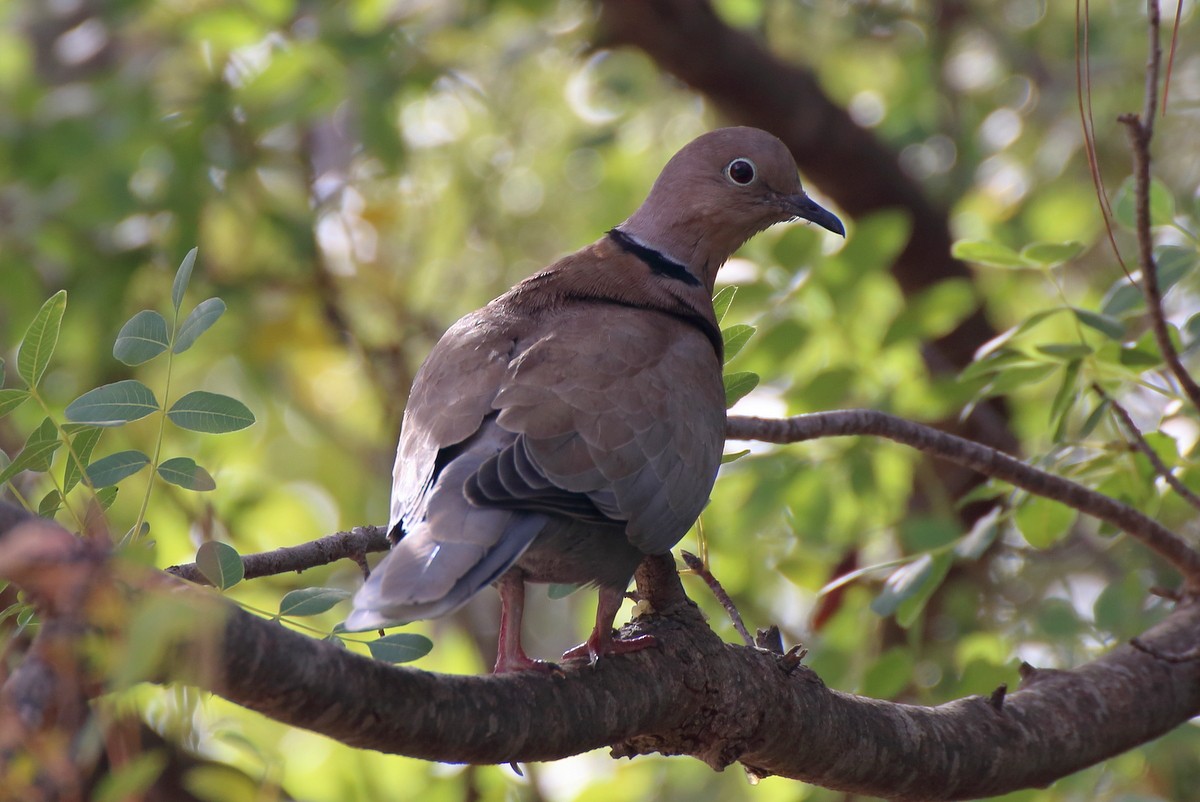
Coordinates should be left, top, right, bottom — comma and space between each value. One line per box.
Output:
712, 286, 737, 324
0, 358, 4, 385
871, 552, 952, 626
156, 457, 216, 491
954, 508, 1002, 560
37, 490, 62, 518
167, 391, 255, 433
196, 541, 243, 590
721, 324, 755, 364
172, 297, 226, 354
172, 247, 198, 312
86, 450, 151, 487
1020, 241, 1084, 266
1072, 308, 1124, 340
1079, 399, 1110, 439
0, 418, 62, 484
722, 371, 760, 408
96, 486, 119, 510
1035, 343, 1093, 360
951, 240, 1028, 268
367, 632, 433, 663
63, 426, 102, 494
113, 310, 170, 366
547, 583, 581, 599
1048, 359, 1082, 441
93, 751, 167, 802
1014, 494, 1077, 548
720, 449, 751, 464
1154, 246, 1198, 294
16, 290, 67, 389
1114, 177, 1176, 228
65, 380, 160, 426
0, 389, 30, 418
278, 587, 351, 617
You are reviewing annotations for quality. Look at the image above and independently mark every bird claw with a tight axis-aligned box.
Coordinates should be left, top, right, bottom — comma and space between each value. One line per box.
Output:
562, 632, 658, 665
493, 654, 560, 674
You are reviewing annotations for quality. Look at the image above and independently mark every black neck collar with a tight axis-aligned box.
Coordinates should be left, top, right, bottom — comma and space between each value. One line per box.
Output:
607, 228, 702, 288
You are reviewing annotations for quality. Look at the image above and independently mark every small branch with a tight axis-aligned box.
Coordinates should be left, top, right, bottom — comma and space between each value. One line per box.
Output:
726, 411, 1200, 586
165, 525, 389, 585
680, 550, 753, 646
1118, 0, 1200, 414
1093, 385, 1200, 513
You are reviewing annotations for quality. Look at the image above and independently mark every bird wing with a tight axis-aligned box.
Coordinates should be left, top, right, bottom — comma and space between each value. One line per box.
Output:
482, 302, 726, 554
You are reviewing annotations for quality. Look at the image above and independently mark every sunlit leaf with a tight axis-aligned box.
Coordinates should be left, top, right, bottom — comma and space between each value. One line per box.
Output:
167, 391, 255, 433
712, 286, 737, 324
157, 457, 216, 491
0, 418, 61, 484
367, 633, 433, 663
1014, 495, 1077, 548
173, 297, 226, 354
86, 450, 151, 487
172, 247, 198, 312
278, 587, 351, 617
66, 380, 160, 426
723, 371, 759, 408
16, 290, 67, 389
721, 324, 755, 364
196, 541, 244, 590
951, 240, 1028, 268
954, 507, 1002, 560
113, 310, 170, 366
1020, 241, 1084, 266
721, 449, 751, 464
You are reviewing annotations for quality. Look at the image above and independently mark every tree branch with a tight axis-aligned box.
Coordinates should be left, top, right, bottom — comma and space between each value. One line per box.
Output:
3, 510, 1200, 801
1117, 0, 1200, 413
726, 411, 1200, 585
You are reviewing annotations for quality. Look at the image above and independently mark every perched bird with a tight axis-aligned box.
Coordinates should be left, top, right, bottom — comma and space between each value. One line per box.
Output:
346, 127, 844, 671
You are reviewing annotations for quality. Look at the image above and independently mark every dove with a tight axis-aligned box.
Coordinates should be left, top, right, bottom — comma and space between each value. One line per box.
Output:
346, 127, 844, 671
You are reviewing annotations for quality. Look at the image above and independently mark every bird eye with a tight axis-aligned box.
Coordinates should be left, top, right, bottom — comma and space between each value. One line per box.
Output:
725, 158, 756, 185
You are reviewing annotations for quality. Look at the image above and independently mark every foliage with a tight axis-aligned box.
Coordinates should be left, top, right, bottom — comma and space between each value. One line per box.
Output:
1, 0, 1199, 800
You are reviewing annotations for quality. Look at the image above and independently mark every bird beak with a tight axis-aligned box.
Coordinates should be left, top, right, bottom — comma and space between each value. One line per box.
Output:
785, 193, 846, 237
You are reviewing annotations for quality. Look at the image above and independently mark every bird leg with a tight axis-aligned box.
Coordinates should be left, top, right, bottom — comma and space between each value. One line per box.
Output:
493, 571, 554, 673
562, 585, 656, 665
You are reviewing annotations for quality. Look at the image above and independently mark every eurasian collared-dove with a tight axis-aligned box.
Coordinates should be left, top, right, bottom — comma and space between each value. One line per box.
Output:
346, 127, 844, 671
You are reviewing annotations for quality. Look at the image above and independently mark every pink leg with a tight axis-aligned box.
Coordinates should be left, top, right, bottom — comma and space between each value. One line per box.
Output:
493, 572, 554, 673
562, 585, 657, 665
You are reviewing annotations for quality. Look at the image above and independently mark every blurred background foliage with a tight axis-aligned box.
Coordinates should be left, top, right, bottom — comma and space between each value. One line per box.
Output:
2, 0, 1200, 800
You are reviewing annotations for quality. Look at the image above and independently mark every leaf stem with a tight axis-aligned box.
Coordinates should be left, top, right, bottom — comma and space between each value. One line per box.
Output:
130, 318, 178, 544
27, 388, 88, 533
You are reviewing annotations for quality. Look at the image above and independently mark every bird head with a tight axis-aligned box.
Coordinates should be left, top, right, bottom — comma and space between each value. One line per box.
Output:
618, 127, 844, 291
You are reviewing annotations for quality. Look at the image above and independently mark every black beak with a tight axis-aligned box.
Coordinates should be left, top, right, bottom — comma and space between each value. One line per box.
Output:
787, 193, 846, 237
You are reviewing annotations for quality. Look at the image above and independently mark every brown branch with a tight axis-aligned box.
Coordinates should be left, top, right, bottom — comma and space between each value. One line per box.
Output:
1092, 384, 1200, 513
1117, 0, 1200, 414
727, 411, 1200, 586
680, 550, 753, 646
4, 510, 1200, 801
164, 525, 389, 585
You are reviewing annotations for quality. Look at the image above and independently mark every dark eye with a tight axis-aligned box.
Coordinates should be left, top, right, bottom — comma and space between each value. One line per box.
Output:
726, 158, 756, 185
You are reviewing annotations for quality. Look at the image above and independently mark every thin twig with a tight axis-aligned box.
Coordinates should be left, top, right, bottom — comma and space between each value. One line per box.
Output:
1118, 0, 1200, 414
680, 550, 754, 646
1093, 384, 1200, 514
165, 525, 389, 585
727, 411, 1200, 586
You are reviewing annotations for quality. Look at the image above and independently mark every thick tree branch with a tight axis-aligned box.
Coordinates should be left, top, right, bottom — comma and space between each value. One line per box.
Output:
727, 411, 1200, 585
3, 510, 1200, 801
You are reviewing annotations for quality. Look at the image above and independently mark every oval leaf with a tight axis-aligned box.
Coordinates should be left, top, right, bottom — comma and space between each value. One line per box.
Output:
712, 286, 737, 324
871, 554, 935, 617
367, 633, 433, 663
951, 240, 1029, 269
172, 247, 198, 312
0, 389, 30, 418
63, 426, 103, 493
17, 290, 67, 389
196, 541, 243, 590
66, 380, 160, 426
37, 490, 62, 518
157, 456, 216, 491
1020, 241, 1084, 266
1015, 494, 1077, 548
167, 391, 254, 433
723, 371, 760, 408
173, 298, 226, 354
721, 324, 756, 364
0, 418, 62, 483
113, 310, 170, 366
1035, 343, 1093, 359
86, 450, 151, 487
278, 587, 351, 617
1072, 308, 1124, 340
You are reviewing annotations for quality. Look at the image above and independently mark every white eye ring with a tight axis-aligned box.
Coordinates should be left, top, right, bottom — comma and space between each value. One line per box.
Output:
725, 158, 757, 185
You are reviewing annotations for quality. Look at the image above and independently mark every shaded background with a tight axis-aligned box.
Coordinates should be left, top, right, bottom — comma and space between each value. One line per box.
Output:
2, 0, 1200, 800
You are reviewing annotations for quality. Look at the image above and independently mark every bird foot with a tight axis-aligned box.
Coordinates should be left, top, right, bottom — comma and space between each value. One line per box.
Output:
493, 653, 559, 674
562, 632, 658, 665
